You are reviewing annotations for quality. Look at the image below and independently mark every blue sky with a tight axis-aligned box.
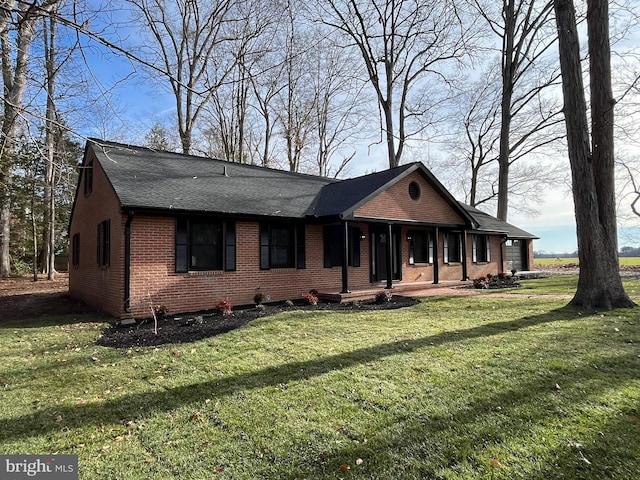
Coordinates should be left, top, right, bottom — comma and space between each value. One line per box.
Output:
75, 18, 640, 255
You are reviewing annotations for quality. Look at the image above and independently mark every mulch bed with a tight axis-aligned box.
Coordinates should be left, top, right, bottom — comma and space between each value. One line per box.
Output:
95, 296, 420, 349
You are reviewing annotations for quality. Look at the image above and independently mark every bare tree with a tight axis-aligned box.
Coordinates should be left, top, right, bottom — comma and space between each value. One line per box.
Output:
318, 0, 476, 168
469, 0, 564, 221
41, 8, 61, 279
0, 0, 60, 277
202, 0, 276, 163
274, 1, 316, 172
308, 31, 366, 177
127, 0, 235, 155
554, 0, 634, 309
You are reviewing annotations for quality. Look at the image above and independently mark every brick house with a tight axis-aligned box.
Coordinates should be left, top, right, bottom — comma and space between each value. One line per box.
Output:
68, 139, 537, 318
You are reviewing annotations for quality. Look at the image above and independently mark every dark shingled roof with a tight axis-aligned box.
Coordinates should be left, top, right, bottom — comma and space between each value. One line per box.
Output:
460, 203, 538, 239
85, 139, 536, 239
308, 163, 417, 217
89, 139, 333, 218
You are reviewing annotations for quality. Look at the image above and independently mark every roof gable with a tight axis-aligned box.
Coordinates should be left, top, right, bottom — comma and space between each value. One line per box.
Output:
309, 162, 475, 226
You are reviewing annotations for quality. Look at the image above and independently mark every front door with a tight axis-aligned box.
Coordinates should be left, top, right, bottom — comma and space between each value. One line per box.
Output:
370, 226, 402, 283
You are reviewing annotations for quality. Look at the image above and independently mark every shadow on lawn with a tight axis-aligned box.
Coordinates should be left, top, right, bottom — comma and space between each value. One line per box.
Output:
1, 306, 637, 461
285, 350, 640, 480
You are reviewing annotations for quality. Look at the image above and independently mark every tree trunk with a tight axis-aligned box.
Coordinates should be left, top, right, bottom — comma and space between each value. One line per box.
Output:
43, 14, 58, 280
496, 0, 515, 221
554, 0, 634, 310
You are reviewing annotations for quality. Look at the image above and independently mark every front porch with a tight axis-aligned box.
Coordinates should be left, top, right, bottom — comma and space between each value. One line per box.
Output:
318, 280, 470, 303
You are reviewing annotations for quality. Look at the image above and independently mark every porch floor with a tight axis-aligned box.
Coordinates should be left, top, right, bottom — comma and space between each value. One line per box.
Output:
318, 280, 470, 303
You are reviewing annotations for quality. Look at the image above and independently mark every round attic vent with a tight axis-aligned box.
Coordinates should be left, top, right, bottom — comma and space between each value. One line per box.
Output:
408, 181, 421, 200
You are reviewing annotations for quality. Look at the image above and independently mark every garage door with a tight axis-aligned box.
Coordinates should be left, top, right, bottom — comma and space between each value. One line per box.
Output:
506, 239, 524, 271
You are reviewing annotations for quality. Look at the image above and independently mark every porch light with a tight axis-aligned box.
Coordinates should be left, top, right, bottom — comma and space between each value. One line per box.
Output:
360, 233, 366, 240
406, 234, 412, 241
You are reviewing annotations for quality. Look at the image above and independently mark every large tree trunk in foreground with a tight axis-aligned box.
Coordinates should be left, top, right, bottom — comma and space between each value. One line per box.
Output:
554, 0, 634, 310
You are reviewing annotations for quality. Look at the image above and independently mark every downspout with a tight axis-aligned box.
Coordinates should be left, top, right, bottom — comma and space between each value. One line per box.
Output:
124, 211, 134, 313
341, 220, 350, 294
386, 223, 393, 289
433, 227, 439, 284
461, 229, 468, 281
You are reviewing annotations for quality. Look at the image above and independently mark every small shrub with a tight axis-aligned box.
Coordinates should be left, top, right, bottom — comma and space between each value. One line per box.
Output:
254, 292, 269, 305
511, 268, 517, 276
486, 273, 493, 280
497, 271, 506, 280
303, 291, 318, 305
375, 290, 393, 304
216, 298, 233, 315
284, 299, 294, 307
473, 278, 488, 289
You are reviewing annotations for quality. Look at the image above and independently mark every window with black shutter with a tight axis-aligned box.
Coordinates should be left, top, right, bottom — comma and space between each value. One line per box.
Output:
174, 218, 235, 272
97, 219, 110, 267
408, 230, 433, 264
72, 233, 80, 267
260, 222, 306, 269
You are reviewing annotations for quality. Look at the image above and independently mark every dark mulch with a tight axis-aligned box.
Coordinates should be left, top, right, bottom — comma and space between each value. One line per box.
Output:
95, 296, 420, 349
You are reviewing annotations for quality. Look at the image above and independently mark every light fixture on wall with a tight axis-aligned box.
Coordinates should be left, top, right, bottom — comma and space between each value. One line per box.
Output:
406, 234, 413, 241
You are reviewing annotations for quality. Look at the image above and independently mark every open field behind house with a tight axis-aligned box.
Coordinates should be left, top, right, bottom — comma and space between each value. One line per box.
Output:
534, 257, 640, 267
0, 276, 639, 479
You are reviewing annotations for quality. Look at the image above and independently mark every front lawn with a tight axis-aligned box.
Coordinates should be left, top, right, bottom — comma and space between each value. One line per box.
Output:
1, 294, 639, 479
514, 275, 640, 297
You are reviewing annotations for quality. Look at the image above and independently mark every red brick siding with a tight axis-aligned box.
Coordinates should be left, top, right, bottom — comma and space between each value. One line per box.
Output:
465, 233, 505, 279
354, 172, 465, 224
398, 228, 505, 283
68, 152, 126, 316
126, 219, 374, 318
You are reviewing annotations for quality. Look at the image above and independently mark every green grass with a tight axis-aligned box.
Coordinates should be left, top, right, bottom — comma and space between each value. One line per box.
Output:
1, 289, 639, 479
534, 257, 640, 266
512, 275, 640, 297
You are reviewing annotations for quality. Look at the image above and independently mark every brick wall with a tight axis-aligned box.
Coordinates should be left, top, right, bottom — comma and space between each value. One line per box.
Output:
355, 171, 465, 224
399, 227, 505, 283
126, 219, 374, 318
68, 152, 126, 316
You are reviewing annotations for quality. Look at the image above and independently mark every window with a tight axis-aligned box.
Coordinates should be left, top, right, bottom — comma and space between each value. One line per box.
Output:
443, 232, 462, 263
175, 218, 235, 272
72, 233, 80, 268
408, 181, 421, 200
323, 225, 361, 268
473, 234, 491, 263
260, 223, 305, 269
84, 161, 93, 196
97, 220, 110, 267
408, 230, 433, 264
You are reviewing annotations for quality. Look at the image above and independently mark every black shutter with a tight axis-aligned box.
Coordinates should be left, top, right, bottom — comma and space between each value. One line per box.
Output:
323, 226, 332, 268
96, 222, 101, 265
104, 220, 110, 266
408, 231, 415, 265
350, 227, 361, 267
260, 223, 270, 270
296, 224, 306, 269
175, 218, 188, 273
225, 221, 236, 271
